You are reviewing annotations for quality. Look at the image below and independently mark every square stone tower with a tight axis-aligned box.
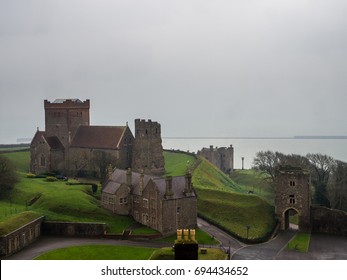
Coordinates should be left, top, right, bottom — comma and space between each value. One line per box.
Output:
131, 119, 165, 175
44, 99, 90, 148
275, 166, 311, 231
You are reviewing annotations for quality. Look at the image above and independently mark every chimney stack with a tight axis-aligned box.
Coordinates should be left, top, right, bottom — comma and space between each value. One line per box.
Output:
126, 168, 132, 187
165, 176, 174, 198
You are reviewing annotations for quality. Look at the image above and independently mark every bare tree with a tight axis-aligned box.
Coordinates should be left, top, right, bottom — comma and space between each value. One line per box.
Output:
306, 153, 335, 207
328, 160, 347, 211
252, 151, 284, 182
92, 151, 117, 181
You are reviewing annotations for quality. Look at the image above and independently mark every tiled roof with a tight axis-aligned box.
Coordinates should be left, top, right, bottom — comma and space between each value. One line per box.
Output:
71, 126, 126, 149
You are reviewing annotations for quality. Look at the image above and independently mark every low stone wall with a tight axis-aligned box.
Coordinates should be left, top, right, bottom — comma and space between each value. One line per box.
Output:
311, 206, 347, 236
0, 216, 45, 257
42, 221, 107, 237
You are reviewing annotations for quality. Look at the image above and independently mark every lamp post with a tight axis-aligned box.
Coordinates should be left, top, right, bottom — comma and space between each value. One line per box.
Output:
246, 225, 250, 240
241, 157, 244, 170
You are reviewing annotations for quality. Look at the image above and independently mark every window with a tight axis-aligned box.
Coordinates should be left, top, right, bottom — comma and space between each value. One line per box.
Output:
289, 194, 295, 204
134, 211, 139, 221
289, 180, 296, 187
40, 155, 46, 167
143, 198, 149, 208
119, 197, 127, 205
177, 207, 181, 214
142, 214, 149, 225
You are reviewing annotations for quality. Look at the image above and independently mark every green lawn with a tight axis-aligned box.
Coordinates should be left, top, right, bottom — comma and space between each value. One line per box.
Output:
0, 211, 42, 235
150, 247, 227, 260
35, 245, 156, 260
287, 232, 311, 253
164, 151, 197, 176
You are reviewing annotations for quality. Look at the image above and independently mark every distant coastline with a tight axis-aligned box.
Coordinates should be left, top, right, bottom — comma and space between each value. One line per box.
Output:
163, 136, 347, 140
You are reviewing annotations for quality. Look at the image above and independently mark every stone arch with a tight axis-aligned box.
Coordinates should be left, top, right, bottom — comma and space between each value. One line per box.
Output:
275, 166, 311, 231
282, 207, 300, 230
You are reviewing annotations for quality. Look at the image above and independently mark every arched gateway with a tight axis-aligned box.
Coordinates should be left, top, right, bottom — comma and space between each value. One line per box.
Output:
275, 166, 311, 231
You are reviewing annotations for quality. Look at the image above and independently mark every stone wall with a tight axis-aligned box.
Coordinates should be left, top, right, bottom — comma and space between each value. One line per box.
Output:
311, 206, 347, 236
0, 217, 44, 257
42, 221, 106, 237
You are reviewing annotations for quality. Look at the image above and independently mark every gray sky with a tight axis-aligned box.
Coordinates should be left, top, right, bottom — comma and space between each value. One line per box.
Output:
1, 0, 347, 143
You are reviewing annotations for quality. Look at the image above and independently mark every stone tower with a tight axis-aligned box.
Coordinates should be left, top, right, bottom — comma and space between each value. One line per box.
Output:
132, 119, 165, 175
44, 99, 90, 148
275, 166, 311, 231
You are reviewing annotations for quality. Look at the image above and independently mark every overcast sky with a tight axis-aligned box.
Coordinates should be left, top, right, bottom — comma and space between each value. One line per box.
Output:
1, 0, 346, 143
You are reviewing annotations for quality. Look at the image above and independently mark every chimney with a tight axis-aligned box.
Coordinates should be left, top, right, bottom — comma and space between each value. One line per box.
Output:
184, 171, 192, 194
165, 176, 174, 198
107, 164, 114, 179
126, 168, 132, 187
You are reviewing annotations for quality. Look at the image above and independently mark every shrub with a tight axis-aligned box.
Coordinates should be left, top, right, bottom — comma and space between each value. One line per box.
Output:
45, 176, 58, 182
26, 173, 37, 178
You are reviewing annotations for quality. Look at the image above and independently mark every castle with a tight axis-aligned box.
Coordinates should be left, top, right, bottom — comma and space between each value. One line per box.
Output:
30, 99, 165, 176
197, 145, 234, 174
30, 98, 197, 235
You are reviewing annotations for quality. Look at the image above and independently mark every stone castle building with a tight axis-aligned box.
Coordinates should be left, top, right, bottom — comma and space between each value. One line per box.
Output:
30, 99, 165, 176
197, 145, 234, 174
101, 168, 197, 236
274, 166, 311, 231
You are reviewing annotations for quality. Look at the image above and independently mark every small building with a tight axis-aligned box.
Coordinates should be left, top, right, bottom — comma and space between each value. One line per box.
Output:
101, 169, 197, 236
0, 216, 45, 258
197, 145, 234, 174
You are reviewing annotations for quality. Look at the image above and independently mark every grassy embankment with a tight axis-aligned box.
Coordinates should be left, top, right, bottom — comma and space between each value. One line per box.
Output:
193, 158, 276, 242
1, 151, 134, 233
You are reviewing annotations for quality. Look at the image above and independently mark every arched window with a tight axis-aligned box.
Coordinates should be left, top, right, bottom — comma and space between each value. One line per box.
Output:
40, 155, 46, 167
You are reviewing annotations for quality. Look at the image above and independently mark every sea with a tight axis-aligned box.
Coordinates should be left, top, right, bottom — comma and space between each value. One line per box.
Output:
162, 137, 347, 169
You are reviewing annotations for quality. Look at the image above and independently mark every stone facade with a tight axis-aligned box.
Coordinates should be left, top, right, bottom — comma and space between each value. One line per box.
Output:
197, 145, 234, 174
0, 217, 44, 257
30, 99, 164, 177
101, 169, 197, 236
275, 166, 311, 231
132, 119, 165, 176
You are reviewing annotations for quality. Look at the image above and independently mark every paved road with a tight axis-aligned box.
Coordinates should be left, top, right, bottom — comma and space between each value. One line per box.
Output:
4, 218, 347, 260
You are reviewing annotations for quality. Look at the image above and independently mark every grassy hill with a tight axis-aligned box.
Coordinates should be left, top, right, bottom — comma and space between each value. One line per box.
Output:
192, 158, 275, 241
163, 150, 197, 176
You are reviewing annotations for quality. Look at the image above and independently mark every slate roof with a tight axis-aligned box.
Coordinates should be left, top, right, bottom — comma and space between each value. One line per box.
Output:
103, 169, 196, 200
70, 126, 126, 149
30, 130, 45, 147
152, 176, 196, 199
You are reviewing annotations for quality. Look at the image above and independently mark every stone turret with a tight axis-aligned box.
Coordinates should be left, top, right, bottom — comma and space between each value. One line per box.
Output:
131, 119, 165, 175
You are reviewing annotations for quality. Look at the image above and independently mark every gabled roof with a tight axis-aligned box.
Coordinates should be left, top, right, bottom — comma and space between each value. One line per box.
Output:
70, 126, 127, 149
30, 130, 45, 147
30, 131, 64, 150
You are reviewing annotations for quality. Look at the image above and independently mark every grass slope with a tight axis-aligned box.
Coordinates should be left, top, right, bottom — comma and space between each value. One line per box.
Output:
0, 211, 42, 235
163, 151, 196, 176
229, 169, 274, 205
192, 158, 276, 241
1, 152, 134, 233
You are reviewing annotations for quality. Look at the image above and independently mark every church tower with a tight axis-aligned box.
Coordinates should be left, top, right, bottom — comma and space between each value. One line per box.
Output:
44, 99, 90, 148
131, 119, 165, 175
